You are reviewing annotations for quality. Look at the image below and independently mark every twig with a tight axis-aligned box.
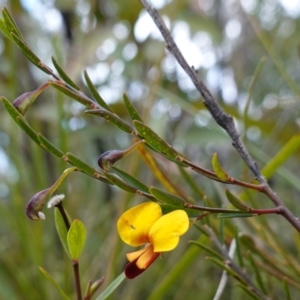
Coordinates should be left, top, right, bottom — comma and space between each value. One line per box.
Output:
139, 0, 300, 232
204, 225, 269, 300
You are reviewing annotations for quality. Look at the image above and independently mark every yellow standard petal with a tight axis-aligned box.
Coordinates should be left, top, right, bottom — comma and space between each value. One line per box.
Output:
149, 210, 189, 252
117, 202, 162, 247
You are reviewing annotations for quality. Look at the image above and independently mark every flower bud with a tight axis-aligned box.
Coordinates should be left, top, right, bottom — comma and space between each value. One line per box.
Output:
26, 188, 51, 220
98, 150, 124, 171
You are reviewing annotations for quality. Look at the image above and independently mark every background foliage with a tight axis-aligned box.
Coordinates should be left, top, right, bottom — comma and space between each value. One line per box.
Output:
1, 0, 300, 299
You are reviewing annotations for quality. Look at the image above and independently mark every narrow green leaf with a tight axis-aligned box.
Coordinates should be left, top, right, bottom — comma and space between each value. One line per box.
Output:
104, 172, 138, 193
283, 279, 292, 300
16, 116, 40, 145
11, 33, 42, 67
218, 212, 256, 218
85, 109, 135, 134
160, 203, 200, 217
262, 133, 300, 179
123, 93, 143, 122
0, 17, 13, 41
225, 189, 250, 212
39, 267, 71, 300
188, 241, 223, 260
206, 257, 237, 277
1, 96, 25, 122
67, 219, 87, 260
83, 70, 114, 112
52, 57, 80, 90
111, 166, 149, 193
95, 272, 126, 300
49, 81, 95, 107
133, 120, 178, 159
65, 152, 97, 176
2, 7, 24, 39
149, 186, 186, 207
212, 152, 228, 181
38, 133, 64, 158
54, 207, 71, 257
236, 283, 261, 300
248, 252, 267, 295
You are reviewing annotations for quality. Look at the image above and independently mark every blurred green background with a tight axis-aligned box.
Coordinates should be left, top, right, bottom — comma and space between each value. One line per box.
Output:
1, 0, 300, 299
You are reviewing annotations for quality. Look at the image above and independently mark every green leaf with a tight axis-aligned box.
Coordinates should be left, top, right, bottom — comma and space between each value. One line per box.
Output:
0, 17, 13, 41
133, 120, 178, 159
95, 272, 126, 300
236, 283, 261, 300
225, 189, 250, 212
65, 152, 98, 176
205, 257, 237, 277
54, 208, 71, 257
111, 166, 149, 193
39, 267, 71, 300
2, 7, 24, 40
123, 93, 143, 122
149, 186, 186, 207
49, 81, 95, 107
261, 133, 300, 179
1, 96, 25, 123
85, 109, 135, 134
52, 57, 81, 90
212, 152, 228, 181
16, 116, 40, 145
83, 70, 114, 112
283, 279, 292, 300
160, 203, 200, 217
104, 172, 138, 193
218, 212, 256, 218
67, 219, 87, 260
38, 133, 64, 158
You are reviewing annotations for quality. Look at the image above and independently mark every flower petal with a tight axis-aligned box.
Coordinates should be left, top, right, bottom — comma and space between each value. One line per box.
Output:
117, 202, 162, 246
149, 210, 189, 252
126, 246, 150, 262
124, 245, 159, 279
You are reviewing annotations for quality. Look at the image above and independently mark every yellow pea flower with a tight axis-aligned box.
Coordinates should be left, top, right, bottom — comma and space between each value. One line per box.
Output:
117, 201, 189, 279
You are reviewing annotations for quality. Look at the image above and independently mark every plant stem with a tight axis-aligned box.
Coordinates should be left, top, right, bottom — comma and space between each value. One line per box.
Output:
139, 0, 300, 232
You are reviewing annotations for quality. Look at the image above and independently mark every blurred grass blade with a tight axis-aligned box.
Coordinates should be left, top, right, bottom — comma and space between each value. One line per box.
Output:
123, 93, 143, 122
95, 272, 126, 300
147, 236, 207, 300
261, 133, 300, 179
248, 252, 267, 295
104, 172, 138, 193
50, 81, 95, 107
111, 166, 149, 193
283, 279, 292, 300
212, 153, 228, 181
226, 189, 249, 212
54, 207, 71, 257
2, 7, 24, 39
52, 57, 80, 90
149, 186, 186, 207
38, 133, 64, 158
133, 120, 179, 159
65, 152, 97, 176
236, 283, 261, 300
83, 70, 114, 112
218, 212, 256, 218
39, 267, 71, 300
67, 219, 87, 260
188, 241, 223, 260
86, 109, 135, 134
235, 229, 244, 268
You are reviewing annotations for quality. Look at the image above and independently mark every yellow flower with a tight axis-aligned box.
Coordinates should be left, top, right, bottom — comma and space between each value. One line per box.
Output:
117, 201, 189, 279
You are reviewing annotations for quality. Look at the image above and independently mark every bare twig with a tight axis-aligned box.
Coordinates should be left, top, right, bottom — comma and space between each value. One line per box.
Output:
139, 0, 300, 232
